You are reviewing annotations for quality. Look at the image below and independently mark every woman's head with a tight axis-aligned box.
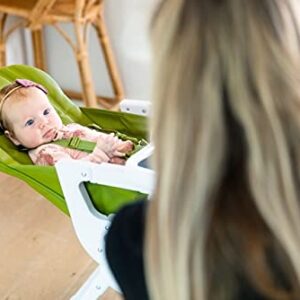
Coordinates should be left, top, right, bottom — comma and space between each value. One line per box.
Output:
147, 0, 300, 299
0, 80, 63, 148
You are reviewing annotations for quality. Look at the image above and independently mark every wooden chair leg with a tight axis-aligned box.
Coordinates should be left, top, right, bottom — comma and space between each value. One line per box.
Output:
31, 28, 47, 71
31, 27, 47, 71
0, 14, 7, 67
74, 22, 98, 108
0, 39, 6, 67
93, 13, 124, 102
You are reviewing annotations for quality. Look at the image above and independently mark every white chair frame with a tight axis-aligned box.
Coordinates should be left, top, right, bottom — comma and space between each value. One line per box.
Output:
55, 100, 154, 299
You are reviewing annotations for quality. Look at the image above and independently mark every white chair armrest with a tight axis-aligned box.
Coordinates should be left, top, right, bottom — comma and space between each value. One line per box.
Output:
55, 160, 155, 263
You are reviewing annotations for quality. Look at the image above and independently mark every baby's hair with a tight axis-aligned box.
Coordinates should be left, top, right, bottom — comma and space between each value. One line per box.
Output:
0, 82, 20, 99
0, 79, 48, 132
0, 83, 28, 131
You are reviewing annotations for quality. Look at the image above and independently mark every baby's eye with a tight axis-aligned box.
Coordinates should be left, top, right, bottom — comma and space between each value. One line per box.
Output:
43, 108, 50, 115
25, 119, 34, 126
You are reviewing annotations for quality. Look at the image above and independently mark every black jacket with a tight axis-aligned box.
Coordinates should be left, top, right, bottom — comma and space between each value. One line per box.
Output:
106, 200, 149, 300
105, 200, 276, 300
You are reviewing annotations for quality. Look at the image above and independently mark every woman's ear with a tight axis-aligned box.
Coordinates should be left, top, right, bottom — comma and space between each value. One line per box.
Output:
4, 130, 21, 146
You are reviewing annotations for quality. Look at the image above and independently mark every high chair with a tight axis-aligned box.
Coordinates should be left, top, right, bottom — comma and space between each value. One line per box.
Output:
0, 0, 124, 108
0, 64, 154, 299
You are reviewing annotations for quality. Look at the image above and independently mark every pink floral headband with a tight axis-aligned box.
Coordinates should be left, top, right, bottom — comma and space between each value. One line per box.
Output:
0, 79, 48, 129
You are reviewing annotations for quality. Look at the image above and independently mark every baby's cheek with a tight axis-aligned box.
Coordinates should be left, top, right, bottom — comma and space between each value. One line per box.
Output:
13, 130, 33, 148
53, 115, 63, 127
26, 134, 42, 148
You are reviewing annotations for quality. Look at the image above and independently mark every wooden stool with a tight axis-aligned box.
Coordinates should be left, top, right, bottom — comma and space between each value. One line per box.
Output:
0, 0, 124, 108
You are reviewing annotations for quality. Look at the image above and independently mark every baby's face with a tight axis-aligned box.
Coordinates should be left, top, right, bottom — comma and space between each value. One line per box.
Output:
4, 88, 63, 148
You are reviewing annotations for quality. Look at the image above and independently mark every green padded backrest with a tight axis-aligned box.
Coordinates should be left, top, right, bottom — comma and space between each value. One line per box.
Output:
0, 65, 148, 215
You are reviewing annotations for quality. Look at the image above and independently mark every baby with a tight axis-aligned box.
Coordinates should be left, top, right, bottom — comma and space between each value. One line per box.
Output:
0, 79, 133, 166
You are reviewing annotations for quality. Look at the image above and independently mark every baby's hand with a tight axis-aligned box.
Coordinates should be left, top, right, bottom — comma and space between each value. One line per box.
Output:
96, 133, 125, 157
115, 140, 134, 154
108, 141, 134, 165
53, 130, 64, 141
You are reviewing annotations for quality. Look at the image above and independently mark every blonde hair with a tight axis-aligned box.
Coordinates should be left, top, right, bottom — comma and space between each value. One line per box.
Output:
146, 0, 300, 299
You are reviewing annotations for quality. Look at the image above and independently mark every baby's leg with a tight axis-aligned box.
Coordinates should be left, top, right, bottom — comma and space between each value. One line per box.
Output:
109, 157, 126, 165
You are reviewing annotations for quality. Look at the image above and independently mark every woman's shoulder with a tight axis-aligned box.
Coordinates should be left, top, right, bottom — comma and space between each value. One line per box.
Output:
106, 199, 148, 253
105, 199, 149, 300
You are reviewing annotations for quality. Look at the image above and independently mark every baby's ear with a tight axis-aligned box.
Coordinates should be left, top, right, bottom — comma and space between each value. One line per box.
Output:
4, 130, 21, 146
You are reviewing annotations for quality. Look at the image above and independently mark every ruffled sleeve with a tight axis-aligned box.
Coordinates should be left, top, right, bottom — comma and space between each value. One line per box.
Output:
29, 144, 74, 166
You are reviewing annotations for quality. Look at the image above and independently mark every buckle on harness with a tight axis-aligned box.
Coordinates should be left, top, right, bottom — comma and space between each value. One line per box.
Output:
69, 137, 80, 149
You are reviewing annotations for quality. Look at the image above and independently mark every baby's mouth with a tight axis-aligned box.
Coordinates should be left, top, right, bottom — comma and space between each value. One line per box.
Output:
43, 128, 57, 140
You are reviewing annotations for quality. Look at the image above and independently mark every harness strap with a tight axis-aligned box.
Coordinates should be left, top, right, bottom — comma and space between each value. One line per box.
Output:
53, 137, 95, 153
52, 136, 148, 157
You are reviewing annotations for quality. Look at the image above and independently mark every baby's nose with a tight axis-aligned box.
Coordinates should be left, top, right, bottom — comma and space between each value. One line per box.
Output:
38, 120, 46, 129
38, 116, 49, 129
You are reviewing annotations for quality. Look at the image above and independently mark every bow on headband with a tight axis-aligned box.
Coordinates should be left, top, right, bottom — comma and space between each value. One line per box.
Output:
14, 79, 47, 94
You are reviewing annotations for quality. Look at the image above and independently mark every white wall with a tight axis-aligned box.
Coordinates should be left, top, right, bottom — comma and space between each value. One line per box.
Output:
5, 18, 28, 66
44, 0, 156, 101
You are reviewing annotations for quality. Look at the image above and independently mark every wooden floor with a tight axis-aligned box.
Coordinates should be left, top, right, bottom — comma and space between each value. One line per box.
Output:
0, 172, 98, 299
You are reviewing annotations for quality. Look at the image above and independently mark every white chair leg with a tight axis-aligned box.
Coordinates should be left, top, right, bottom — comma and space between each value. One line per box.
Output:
71, 265, 103, 300
71, 264, 116, 300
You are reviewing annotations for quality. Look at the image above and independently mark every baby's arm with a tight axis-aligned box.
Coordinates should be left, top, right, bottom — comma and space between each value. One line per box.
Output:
60, 124, 134, 158
96, 133, 134, 158
95, 133, 124, 157
82, 147, 110, 164
31, 147, 75, 166
30, 144, 110, 166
